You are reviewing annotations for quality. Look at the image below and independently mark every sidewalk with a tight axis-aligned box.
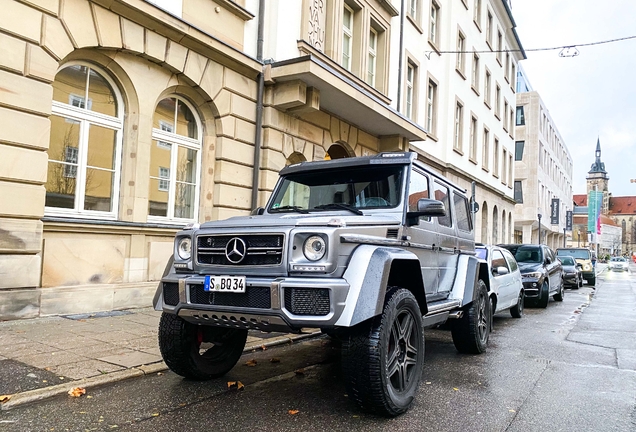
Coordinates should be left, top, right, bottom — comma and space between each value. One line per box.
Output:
0, 308, 319, 410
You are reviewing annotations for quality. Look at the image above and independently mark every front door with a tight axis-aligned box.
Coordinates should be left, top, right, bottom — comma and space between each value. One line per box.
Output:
433, 181, 458, 294
404, 169, 439, 296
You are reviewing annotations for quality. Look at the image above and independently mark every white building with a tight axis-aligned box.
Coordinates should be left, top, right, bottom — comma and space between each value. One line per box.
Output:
513, 66, 574, 248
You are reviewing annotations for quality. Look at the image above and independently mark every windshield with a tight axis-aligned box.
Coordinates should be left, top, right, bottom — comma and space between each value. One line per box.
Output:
268, 165, 404, 213
475, 248, 488, 260
503, 245, 543, 263
559, 256, 575, 266
556, 249, 591, 260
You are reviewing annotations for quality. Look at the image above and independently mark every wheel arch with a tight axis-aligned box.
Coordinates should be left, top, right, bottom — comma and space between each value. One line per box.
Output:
336, 245, 425, 327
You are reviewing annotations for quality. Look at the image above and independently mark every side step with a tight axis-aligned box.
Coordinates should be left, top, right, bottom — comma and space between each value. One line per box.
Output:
421, 299, 463, 328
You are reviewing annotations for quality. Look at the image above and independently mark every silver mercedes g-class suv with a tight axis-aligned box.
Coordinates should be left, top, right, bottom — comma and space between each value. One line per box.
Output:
153, 152, 490, 416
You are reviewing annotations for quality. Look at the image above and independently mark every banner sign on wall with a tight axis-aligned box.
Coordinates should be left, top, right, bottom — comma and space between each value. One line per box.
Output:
550, 198, 560, 225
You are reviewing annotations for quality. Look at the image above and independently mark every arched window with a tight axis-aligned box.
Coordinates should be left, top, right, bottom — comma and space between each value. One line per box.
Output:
325, 143, 352, 160
492, 205, 499, 244
502, 209, 507, 243
46, 64, 123, 218
148, 96, 202, 221
481, 201, 489, 244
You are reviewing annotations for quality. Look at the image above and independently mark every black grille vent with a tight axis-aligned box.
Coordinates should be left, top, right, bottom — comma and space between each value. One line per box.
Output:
284, 288, 330, 316
189, 285, 271, 309
386, 228, 399, 239
196, 235, 284, 266
163, 283, 179, 306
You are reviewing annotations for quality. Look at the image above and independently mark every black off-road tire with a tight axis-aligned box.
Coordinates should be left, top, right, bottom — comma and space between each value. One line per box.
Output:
158, 312, 247, 380
341, 288, 425, 417
510, 290, 524, 318
451, 279, 490, 354
537, 281, 550, 308
553, 279, 565, 302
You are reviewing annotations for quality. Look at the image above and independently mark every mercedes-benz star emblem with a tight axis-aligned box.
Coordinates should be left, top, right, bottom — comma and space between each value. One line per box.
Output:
225, 237, 247, 264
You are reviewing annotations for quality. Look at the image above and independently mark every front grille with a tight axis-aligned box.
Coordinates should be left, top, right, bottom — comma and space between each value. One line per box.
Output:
163, 283, 179, 306
189, 285, 271, 309
196, 234, 284, 266
284, 288, 330, 316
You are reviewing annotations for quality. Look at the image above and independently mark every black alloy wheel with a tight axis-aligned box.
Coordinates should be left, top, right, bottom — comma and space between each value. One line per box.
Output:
342, 287, 425, 417
451, 279, 490, 354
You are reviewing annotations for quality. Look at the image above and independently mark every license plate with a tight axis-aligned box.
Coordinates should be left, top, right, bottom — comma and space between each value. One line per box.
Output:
204, 275, 246, 293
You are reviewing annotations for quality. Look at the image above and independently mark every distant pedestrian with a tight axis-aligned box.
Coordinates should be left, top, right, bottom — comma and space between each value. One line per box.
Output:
592, 253, 597, 269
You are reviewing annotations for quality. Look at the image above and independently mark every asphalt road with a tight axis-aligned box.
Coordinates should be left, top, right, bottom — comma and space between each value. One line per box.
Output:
1, 267, 635, 432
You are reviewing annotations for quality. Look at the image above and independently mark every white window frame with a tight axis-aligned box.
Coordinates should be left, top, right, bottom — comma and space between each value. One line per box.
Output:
456, 30, 465, 74
406, 62, 415, 119
454, 101, 463, 151
158, 167, 170, 191
429, 1, 439, 45
342, 4, 354, 71
148, 96, 203, 224
367, 27, 378, 87
426, 79, 437, 134
46, 62, 124, 220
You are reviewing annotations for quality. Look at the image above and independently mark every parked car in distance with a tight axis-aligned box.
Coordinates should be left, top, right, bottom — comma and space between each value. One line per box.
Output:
498, 244, 564, 308
555, 248, 595, 286
558, 256, 583, 289
609, 256, 628, 272
475, 244, 524, 320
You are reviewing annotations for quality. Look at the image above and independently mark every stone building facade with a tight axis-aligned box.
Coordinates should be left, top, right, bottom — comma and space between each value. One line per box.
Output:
0, 0, 427, 320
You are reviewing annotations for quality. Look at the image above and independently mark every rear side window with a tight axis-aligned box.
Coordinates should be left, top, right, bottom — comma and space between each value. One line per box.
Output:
453, 192, 472, 232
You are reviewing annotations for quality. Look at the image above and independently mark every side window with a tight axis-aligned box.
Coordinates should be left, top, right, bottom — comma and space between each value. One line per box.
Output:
433, 181, 452, 227
453, 192, 472, 232
408, 169, 431, 223
502, 249, 518, 272
491, 249, 509, 275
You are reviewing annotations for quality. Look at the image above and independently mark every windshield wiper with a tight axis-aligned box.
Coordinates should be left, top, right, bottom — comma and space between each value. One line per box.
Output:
313, 203, 363, 215
271, 205, 309, 214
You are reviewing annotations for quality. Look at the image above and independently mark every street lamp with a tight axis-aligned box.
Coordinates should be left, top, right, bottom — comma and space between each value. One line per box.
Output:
538, 211, 542, 245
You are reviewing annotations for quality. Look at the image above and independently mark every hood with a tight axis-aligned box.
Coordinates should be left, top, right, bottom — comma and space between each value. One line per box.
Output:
518, 262, 542, 273
198, 213, 402, 230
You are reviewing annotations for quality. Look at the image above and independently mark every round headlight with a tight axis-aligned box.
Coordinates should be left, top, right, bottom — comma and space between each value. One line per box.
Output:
303, 236, 326, 261
177, 237, 192, 260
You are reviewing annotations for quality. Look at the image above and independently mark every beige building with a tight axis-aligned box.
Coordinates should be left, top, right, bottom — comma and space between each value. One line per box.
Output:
0, 0, 428, 320
513, 70, 574, 248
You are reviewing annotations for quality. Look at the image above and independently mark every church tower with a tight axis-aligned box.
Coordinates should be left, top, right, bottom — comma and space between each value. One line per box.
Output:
586, 138, 610, 214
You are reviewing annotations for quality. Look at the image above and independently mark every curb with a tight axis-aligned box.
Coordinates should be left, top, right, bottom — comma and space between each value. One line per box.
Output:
1, 330, 322, 411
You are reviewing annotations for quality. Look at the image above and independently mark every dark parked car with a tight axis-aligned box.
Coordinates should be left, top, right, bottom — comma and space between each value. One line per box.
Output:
498, 244, 564, 308
558, 256, 583, 289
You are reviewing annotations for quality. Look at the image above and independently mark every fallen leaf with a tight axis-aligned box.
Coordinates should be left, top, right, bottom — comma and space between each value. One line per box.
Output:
425, 382, 432, 385
288, 409, 299, 415
269, 358, 281, 363
42, 380, 47, 383
245, 359, 258, 367
0, 395, 12, 403
453, 388, 459, 391
353, 415, 360, 418
86, 396, 93, 399
295, 368, 306, 375
44, 367, 52, 371
509, 409, 516, 413
261, 345, 267, 351
157, 372, 164, 376
227, 381, 245, 391
151, 413, 159, 417
68, 387, 86, 398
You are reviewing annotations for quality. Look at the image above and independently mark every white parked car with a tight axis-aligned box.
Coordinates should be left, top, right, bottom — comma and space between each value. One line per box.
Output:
476, 244, 525, 322
609, 257, 628, 272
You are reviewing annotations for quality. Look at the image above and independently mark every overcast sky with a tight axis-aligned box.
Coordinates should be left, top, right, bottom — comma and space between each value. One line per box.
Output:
511, 0, 636, 197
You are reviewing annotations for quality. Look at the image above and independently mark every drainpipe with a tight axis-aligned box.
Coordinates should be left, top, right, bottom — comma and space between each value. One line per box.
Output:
251, 0, 266, 210
396, 0, 405, 112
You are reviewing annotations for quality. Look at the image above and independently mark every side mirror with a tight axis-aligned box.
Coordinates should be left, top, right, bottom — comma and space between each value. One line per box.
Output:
495, 266, 509, 276
251, 207, 265, 215
406, 199, 446, 226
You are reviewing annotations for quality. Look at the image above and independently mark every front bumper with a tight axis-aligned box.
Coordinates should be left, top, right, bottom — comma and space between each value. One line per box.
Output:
158, 275, 350, 332
563, 272, 579, 286
521, 278, 543, 298
609, 265, 626, 271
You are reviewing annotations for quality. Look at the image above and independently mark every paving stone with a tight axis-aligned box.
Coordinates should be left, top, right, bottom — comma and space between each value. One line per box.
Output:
49, 359, 125, 380
42, 335, 104, 350
97, 351, 162, 368
19, 350, 91, 369
0, 342, 56, 358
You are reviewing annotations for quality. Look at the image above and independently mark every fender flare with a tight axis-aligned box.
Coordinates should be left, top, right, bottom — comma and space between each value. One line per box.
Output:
448, 254, 490, 306
152, 256, 174, 311
335, 245, 425, 327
